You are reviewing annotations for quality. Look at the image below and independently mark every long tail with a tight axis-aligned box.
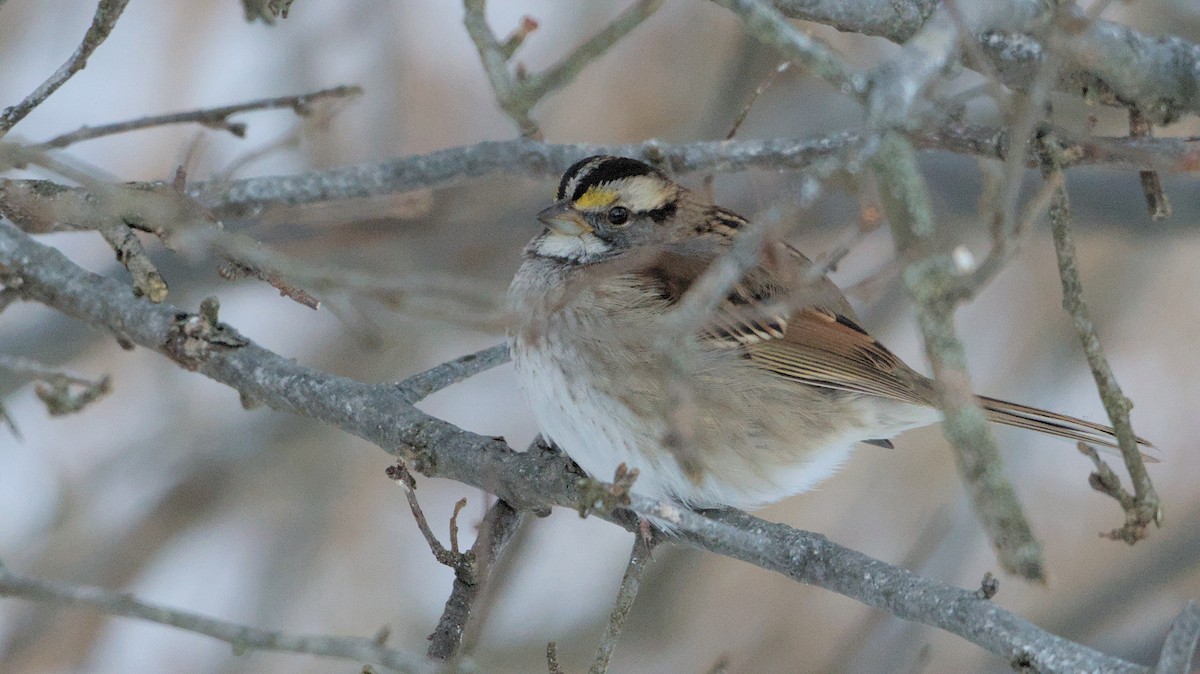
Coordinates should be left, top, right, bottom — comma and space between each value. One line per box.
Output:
980, 395, 1155, 453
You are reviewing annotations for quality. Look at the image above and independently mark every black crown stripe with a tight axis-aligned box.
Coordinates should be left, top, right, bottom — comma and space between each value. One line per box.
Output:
569, 156, 658, 202
557, 156, 602, 201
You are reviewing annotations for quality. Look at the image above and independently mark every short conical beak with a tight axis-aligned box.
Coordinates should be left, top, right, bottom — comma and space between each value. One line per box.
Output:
537, 202, 592, 236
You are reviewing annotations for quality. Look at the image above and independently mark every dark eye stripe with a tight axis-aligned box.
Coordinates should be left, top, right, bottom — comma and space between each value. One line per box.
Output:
645, 201, 676, 223
568, 156, 657, 202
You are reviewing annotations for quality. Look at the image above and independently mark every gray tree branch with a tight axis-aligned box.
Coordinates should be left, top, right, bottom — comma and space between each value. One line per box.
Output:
10, 125, 1174, 217
0, 0, 131, 135
768, 0, 1200, 124
0, 212, 1170, 674
0, 561, 435, 674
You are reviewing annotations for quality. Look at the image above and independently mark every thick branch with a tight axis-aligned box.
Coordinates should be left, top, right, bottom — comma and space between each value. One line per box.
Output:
0, 217, 1159, 674
769, 0, 1200, 124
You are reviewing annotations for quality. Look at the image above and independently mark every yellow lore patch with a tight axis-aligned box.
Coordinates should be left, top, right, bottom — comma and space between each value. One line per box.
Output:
573, 186, 617, 210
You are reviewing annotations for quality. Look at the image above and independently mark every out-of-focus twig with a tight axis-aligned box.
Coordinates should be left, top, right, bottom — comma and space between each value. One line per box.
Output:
0, 353, 111, 419
1129, 108, 1172, 221
0, 0, 131, 136
0, 177, 506, 324
1040, 137, 1161, 545
951, 35, 1061, 302
769, 0, 1200, 124
872, 131, 1044, 582
862, 1, 1045, 144
243, 0, 297, 24
547, 642, 565, 674
32, 86, 362, 150
590, 535, 656, 674
464, 0, 663, 137
712, 0, 861, 95
0, 561, 437, 674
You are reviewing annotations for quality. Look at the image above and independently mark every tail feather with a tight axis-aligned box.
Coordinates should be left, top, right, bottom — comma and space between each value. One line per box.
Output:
979, 395, 1157, 459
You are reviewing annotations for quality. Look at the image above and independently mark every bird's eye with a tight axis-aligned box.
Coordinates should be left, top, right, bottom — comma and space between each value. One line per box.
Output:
607, 206, 630, 226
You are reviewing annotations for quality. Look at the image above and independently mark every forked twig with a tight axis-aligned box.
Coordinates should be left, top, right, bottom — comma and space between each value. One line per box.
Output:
464, 0, 663, 137
1041, 138, 1161, 544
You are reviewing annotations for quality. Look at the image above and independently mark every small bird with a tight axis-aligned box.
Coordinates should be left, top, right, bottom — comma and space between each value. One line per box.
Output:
507, 155, 1149, 510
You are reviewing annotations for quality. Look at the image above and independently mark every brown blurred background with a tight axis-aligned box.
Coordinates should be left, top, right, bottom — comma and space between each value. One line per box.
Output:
1, 1, 1198, 672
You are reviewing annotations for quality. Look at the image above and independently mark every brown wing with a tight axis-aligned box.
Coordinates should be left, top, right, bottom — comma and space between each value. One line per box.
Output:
636, 228, 934, 407
742, 305, 933, 406
633, 218, 1154, 450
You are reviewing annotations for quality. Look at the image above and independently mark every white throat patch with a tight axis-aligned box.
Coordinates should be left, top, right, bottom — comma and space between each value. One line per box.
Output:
534, 232, 612, 262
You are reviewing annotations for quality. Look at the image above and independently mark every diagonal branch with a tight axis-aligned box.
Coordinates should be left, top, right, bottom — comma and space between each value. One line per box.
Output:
711, 0, 862, 95
426, 499, 526, 661
0, 0, 131, 136
589, 535, 656, 674
1041, 137, 1161, 544
464, 0, 663, 137
0, 208, 1168, 674
872, 131, 1043, 581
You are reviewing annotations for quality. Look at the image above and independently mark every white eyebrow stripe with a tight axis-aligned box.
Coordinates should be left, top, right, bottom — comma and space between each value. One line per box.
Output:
574, 175, 670, 213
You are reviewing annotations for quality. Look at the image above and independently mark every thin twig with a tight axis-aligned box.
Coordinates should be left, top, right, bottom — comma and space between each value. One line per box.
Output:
713, 0, 861, 95
388, 463, 472, 570
0, 353, 112, 417
395, 343, 510, 405
1128, 108, 1172, 221
0, 0, 131, 135
0, 563, 436, 674
589, 535, 656, 674
1041, 139, 1161, 544
464, 0, 663, 137
702, 61, 791, 196
33, 86, 362, 150
872, 131, 1044, 581
427, 499, 526, 661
